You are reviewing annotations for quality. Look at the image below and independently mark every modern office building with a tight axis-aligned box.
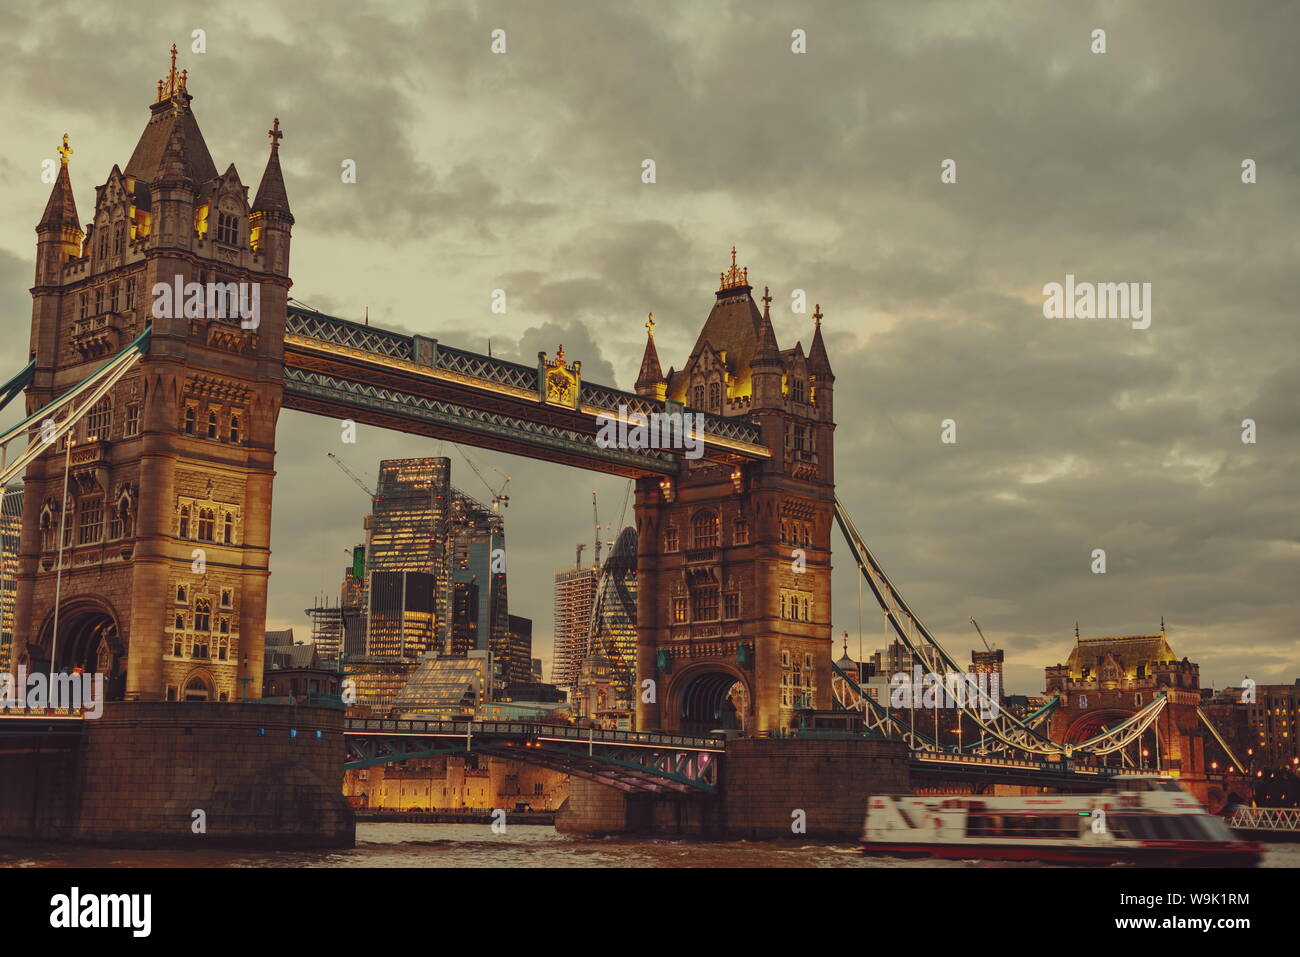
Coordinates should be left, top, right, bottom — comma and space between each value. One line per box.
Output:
448, 580, 479, 656
580, 526, 637, 710
553, 562, 599, 697
391, 650, 493, 719
505, 614, 533, 687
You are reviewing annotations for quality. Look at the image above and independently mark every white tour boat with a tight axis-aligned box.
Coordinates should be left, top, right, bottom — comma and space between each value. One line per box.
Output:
861, 776, 1262, 866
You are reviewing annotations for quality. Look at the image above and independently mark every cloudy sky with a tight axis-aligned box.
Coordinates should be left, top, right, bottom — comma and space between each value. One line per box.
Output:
1, 0, 1295, 694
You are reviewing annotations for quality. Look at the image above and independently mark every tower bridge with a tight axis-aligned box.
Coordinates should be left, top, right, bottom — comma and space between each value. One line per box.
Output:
0, 51, 1249, 844
5, 49, 835, 739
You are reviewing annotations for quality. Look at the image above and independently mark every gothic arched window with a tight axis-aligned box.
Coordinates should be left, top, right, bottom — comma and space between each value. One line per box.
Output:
207, 411, 218, 439
692, 385, 705, 408
183, 675, 210, 700
174, 614, 184, 631
197, 508, 215, 542
194, 599, 211, 633
176, 584, 187, 603
229, 414, 240, 444
708, 382, 721, 410
179, 506, 190, 539
184, 407, 196, 435
223, 512, 234, 544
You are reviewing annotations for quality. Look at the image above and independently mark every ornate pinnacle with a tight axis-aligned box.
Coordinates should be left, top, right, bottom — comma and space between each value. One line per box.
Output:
761, 286, 772, 310
645, 312, 655, 336
157, 43, 185, 103
57, 133, 73, 167
813, 303, 823, 327
719, 246, 750, 290
268, 117, 283, 149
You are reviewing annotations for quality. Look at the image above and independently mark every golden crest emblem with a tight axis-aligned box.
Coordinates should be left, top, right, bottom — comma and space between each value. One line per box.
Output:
540, 344, 581, 408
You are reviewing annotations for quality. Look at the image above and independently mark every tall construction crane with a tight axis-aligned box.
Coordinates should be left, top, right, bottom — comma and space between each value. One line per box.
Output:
968, 616, 994, 651
452, 442, 510, 510
326, 452, 376, 499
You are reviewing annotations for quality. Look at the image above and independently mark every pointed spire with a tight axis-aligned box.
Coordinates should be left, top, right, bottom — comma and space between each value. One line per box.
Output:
808, 302, 833, 377
1160, 615, 1165, 634
157, 119, 192, 186
252, 117, 293, 221
634, 312, 666, 398
1075, 621, 1080, 640
38, 134, 80, 231
752, 285, 782, 367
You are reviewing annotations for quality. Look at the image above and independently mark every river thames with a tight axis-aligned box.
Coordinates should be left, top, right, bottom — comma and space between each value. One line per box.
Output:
3, 824, 1298, 868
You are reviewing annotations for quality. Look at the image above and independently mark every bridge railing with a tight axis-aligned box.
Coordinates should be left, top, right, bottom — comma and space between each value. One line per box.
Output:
344, 717, 725, 750
1227, 806, 1300, 831
286, 306, 766, 450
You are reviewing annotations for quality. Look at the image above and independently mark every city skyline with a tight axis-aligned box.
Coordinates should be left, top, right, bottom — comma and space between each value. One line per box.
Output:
0, 0, 1295, 697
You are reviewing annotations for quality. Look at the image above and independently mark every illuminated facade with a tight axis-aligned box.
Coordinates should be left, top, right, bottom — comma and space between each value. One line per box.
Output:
13, 48, 292, 701
1046, 627, 1207, 778
391, 650, 492, 719
363, 458, 450, 657
0, 485, 21, 672
633, 250, 836, 733
553, 563, 598, 697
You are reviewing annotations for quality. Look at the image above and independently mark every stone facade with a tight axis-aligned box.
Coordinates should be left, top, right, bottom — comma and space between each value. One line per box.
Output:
634, 257, 836, 734
0, 702, 353, 848
555, 737, 909, 839
13, 51, 292, 702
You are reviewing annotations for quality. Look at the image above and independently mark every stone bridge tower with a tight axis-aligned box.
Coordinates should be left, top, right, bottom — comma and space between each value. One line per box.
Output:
634, 251, 835, 734
13, 49, 291, 702
1046, 627, 1207, 777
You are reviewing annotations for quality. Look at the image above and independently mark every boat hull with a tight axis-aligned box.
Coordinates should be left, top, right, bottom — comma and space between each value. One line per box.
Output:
860, 840, 1262, 867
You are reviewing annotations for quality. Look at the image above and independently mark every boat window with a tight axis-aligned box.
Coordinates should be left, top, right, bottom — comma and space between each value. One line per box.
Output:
1193, 815, 1234, 841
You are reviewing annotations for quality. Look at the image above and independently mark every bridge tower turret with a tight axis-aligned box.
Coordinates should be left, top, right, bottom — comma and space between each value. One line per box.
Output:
11, 49, 290, 703
635, 250, 836, 734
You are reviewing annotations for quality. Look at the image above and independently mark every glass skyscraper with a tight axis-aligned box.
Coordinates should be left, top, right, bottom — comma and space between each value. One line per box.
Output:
583, 526, 638, 708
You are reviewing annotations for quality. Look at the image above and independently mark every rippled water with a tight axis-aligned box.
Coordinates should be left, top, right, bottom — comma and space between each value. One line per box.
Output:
4, 824, 1298, 868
